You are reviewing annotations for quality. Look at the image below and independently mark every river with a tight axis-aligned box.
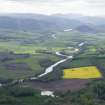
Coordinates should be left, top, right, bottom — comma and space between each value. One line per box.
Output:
0, 42, 86, 87
30, 42, 85, 80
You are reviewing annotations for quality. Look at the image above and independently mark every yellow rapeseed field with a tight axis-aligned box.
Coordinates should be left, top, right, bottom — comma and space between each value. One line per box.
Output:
63, 66, 102, 79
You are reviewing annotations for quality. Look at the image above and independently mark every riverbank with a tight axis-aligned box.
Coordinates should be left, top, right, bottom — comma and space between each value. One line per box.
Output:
21, 42, 90, 92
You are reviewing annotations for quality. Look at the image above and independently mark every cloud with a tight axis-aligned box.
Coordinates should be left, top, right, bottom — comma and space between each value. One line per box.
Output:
0, 0, 104, 16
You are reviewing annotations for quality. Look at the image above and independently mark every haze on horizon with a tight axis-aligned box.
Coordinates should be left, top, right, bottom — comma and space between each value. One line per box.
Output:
0, 0, 105, 17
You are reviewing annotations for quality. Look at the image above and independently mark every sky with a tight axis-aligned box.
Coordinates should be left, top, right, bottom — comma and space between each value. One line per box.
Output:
0, 0, 105, 16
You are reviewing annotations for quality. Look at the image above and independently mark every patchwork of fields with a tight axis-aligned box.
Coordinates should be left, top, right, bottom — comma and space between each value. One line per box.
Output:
0, 29, 105, 84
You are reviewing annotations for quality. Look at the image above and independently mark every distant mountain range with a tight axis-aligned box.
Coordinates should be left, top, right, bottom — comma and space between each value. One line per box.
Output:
53, 13, 105, 32
0, 13, 105, 33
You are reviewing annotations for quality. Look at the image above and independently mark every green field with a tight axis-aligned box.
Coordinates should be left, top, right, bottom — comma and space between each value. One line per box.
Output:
0, 28, 105, 105
0, 29, 105, 80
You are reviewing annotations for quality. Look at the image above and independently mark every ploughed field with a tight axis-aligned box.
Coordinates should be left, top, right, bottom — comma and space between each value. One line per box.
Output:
24, 65, 103, 91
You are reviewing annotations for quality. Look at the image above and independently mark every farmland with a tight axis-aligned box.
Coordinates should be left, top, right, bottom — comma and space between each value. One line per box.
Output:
0, 29, 105, 81
0, 27, 105, 105
0, 52, 61, 80
0, 9, 105, 105
63, 66, 102, 79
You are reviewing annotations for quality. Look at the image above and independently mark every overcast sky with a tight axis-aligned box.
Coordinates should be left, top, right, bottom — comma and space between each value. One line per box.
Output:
0, 0, 105, 16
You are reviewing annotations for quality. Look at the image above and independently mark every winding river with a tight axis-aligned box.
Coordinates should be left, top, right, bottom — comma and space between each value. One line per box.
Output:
0, 42, 85, 87
30, 55, 73, 80
30, 42, 85, 80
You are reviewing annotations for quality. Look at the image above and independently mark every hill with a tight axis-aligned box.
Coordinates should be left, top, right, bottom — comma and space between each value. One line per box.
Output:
75, 25, 96, 33
0, 14, 83, 32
